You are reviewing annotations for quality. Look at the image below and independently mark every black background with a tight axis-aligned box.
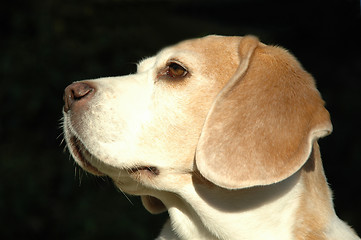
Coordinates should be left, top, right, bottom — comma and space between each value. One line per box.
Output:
1, 0, 360, 239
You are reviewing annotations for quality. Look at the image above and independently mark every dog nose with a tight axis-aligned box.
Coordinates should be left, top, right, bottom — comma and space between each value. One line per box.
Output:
63, 82, 95, 113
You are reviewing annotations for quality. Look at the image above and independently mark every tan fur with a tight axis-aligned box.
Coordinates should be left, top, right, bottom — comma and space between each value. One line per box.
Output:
293, 142, 333, 240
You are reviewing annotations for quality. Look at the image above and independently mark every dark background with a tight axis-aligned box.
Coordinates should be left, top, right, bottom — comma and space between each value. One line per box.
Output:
1, 0, 360, 239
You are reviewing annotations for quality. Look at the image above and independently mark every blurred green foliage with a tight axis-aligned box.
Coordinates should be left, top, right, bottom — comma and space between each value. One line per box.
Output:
1, 0, 360, 239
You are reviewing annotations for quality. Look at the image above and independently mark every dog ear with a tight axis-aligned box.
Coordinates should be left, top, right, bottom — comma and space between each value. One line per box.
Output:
196, 36, 332, 189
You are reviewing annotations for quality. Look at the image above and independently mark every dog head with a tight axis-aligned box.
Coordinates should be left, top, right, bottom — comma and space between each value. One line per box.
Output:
63, 35, 332, 213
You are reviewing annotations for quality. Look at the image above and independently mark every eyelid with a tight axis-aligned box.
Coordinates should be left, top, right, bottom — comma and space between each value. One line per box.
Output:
166, 59, 187, 70
156, 59, 190, 80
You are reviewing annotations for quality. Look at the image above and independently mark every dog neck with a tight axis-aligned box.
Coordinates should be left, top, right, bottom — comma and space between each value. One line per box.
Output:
158, 146, 339, 240
156, 169, 302, 239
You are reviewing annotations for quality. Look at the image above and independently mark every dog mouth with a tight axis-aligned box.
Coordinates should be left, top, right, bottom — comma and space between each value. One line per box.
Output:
69, 136, 105, 176
128, 166, 160, 176
68, 135, 159, 177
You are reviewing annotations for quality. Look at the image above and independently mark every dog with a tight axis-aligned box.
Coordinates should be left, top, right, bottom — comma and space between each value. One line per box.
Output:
62, 35, 360, 240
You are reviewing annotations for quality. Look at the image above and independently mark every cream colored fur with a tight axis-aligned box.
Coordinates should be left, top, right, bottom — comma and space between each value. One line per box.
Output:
63, 35, 359, 240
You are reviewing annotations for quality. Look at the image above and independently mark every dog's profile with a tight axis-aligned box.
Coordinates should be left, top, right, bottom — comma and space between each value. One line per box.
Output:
62, 35, 360, 240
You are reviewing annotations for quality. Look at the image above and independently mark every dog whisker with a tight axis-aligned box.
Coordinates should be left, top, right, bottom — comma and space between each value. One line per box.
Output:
119, 188, 134, 206
77, 166, 84, 186
56, 132, 64, 140
59, 137, 65, 147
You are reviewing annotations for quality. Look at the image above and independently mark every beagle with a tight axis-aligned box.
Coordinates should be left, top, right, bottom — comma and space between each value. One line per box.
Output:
62, 35, 360, 240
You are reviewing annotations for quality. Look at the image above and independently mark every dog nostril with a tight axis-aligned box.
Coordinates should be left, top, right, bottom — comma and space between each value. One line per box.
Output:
63, 82, 94, 113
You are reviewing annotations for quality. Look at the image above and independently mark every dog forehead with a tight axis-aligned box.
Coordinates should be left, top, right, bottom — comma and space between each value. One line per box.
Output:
176, 35, 240, 51
173, 35, 240, 62
165, 35, 242, 82
137, 35, 243, 85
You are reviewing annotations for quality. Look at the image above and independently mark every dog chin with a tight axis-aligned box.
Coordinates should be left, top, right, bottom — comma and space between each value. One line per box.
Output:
67, 134, 105, 176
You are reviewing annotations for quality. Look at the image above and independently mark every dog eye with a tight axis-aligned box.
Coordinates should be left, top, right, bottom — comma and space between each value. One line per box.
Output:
167, 62, 188, 78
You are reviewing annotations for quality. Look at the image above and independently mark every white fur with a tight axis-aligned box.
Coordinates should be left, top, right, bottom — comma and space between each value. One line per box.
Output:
157, 172, 302, 240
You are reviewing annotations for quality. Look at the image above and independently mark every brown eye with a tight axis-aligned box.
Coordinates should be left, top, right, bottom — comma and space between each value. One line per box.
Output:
167, 62, 187, 78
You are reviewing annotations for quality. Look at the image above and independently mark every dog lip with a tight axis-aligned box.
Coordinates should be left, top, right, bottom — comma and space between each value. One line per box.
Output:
69, 136, 105, 176
128, 166, 159, 176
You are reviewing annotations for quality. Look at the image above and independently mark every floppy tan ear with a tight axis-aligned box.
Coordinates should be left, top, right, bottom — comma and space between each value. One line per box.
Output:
196, 36, 332, 189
